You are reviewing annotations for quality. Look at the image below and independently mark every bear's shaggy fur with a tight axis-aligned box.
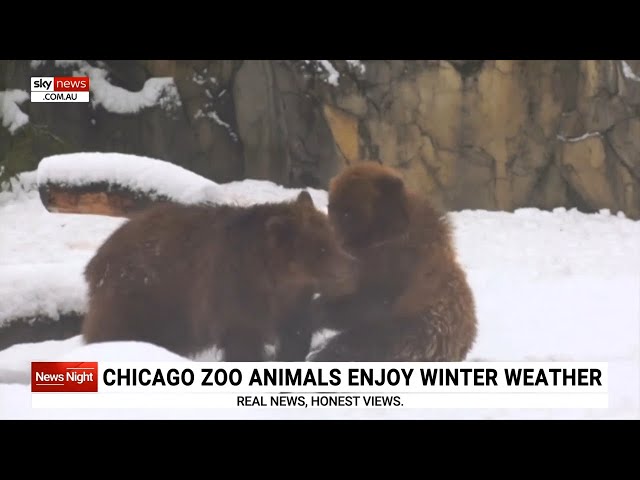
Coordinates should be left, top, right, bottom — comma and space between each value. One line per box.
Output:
310, 162, 478, 362
82, 191, 359, 361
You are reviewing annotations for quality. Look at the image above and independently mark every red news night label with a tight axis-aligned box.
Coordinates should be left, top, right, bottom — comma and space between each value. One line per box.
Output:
31, 362, 99, 393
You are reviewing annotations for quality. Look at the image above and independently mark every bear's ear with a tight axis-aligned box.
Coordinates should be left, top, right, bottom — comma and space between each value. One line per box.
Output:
296, 190, 315, 209
266, 215, 294, 247
376, 173, 405, 198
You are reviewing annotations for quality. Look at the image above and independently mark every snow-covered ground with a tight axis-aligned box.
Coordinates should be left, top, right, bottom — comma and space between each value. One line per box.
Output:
1, 154, 639, 419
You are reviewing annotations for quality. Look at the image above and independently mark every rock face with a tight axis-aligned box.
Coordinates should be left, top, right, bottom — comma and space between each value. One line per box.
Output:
2, 59, 639, 219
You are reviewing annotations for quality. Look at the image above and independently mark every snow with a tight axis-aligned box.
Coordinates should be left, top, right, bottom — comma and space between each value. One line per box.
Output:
194, 109, 239, 142
192, 72, 207, 85
79, 65, 181, 115
0, 264, 88, 325
621, 60, 640, 82
318, 60, 340, 86
55, 60, 85, 68
0, 170, 124, 323
1, 153, 639, 419
0, 90, 29, 134
346, 60, 366, 74
557, 132, 601, 143
303, 60, 342, 86
219, 178, 328, 211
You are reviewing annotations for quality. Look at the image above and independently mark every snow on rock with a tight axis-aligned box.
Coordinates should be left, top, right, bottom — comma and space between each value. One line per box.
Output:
194, 109, 239, 142
192, 72, 207, 85
556, 132, 601, 143
34, 60, 183, 115
55, 60, 85, 69
82, 65, 181, 115
318, 60, 340, 86
302, 61, 341, 86
0, 90, 29, 134
621, 61, 640, 82
346, 60, 366, 74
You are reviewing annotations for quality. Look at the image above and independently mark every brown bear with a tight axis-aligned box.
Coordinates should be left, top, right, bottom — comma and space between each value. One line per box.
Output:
309, 162, 478, 362
81, 191, 359, 362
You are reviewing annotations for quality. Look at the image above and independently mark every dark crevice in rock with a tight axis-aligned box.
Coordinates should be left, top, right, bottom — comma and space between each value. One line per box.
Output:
419, 155, 445, 193
527, 153, 557, 202
553, 157, 599, 214
564, 179, 598, 214
357, 120, 376, 162
603, 132, 640, 182
448, 60, 485, 78
461, 145, 495, 167
555, 60, 580, 112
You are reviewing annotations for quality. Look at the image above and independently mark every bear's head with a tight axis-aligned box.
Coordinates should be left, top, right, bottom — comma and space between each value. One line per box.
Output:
265, 190, 359, 300
327, 162, 410, 251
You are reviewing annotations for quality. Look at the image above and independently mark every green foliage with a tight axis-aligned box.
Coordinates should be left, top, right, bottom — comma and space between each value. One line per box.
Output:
0, 123, 71, 188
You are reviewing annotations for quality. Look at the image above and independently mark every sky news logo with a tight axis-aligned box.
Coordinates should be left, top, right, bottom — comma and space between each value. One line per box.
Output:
31, 362, 98, 392
31, 76, 90, 103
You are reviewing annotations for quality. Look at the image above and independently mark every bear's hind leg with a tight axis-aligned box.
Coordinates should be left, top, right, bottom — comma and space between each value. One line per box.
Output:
221, 328, 267, 362
275, 305, 313, 362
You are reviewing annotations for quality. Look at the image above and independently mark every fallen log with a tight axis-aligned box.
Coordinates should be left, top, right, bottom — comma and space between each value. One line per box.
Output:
38, 182, 173, 218
36, 152, 225, 217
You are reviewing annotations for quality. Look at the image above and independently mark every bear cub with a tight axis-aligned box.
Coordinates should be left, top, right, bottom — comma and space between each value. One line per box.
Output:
309, 162, 478, 362
82, 191, 358, 361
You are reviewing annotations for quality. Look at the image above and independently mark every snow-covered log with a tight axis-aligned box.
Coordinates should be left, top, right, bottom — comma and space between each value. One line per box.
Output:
35, 152, 330, 217
36, 152, 225, 217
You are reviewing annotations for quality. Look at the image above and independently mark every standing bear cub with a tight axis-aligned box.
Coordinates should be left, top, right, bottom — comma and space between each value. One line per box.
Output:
309, 162, 478, 362
82, 191, 358, 361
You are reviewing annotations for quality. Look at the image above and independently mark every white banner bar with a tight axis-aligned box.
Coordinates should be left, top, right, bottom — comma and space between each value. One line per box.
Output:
93, 361, 608, 394
31, 91, 89, 103
31, 392, 609, 409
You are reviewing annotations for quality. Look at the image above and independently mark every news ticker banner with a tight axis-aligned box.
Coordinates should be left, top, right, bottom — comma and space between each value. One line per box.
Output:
30, 361, 608, 409
31, 77, 90, 103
